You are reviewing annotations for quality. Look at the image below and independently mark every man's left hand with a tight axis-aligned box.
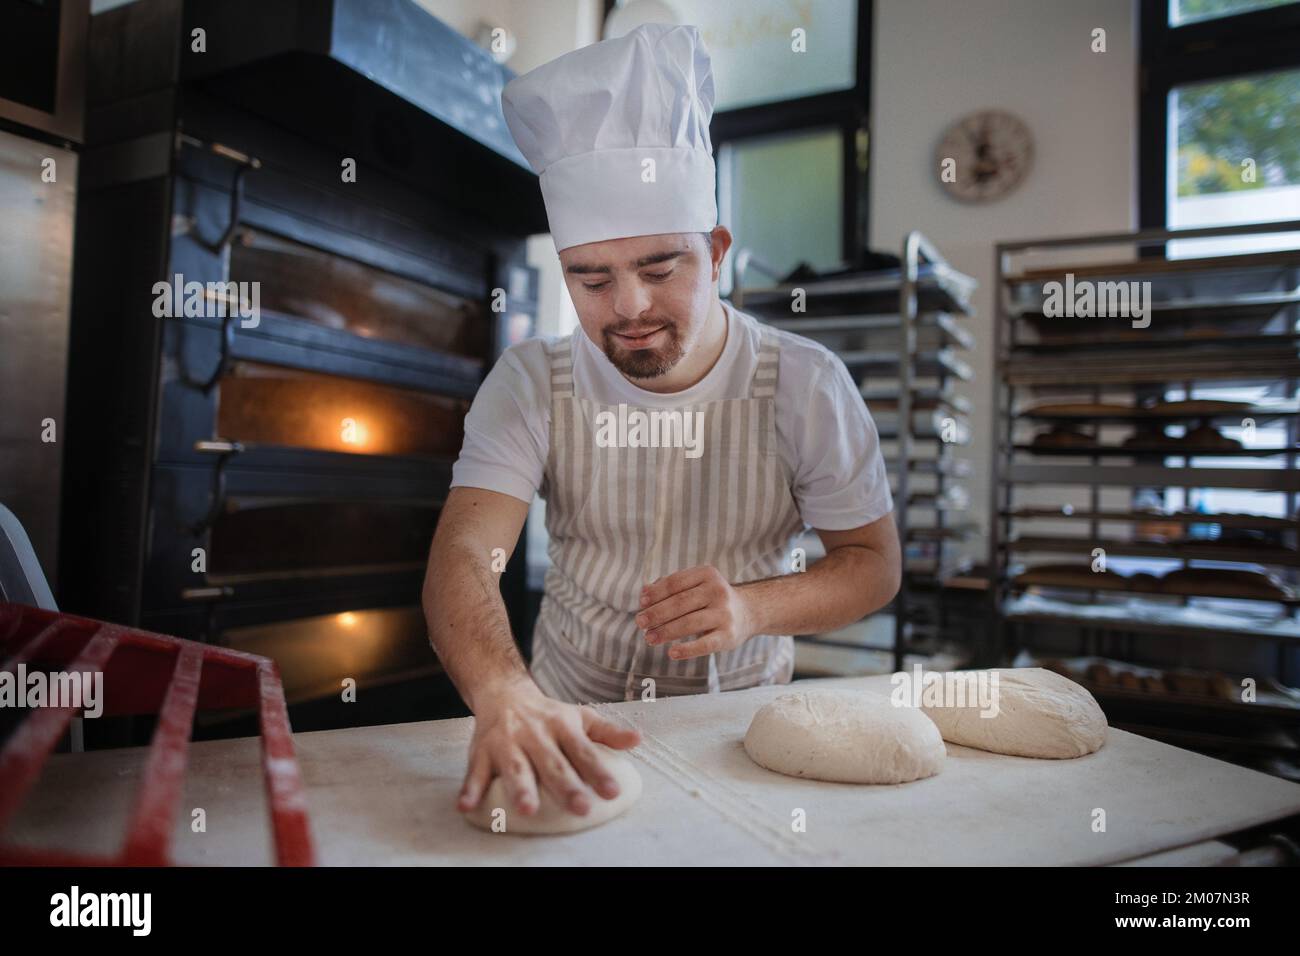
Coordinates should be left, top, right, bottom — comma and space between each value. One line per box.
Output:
636, 565, 755, 660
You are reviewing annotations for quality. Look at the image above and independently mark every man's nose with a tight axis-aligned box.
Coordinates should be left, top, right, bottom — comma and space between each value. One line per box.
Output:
611, 277, 653, 321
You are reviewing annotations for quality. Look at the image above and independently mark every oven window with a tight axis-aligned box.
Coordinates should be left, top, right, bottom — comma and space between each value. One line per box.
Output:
220, 606, 441, 705
209, 500, 438, 581
229, 229, 489, 357
217, 361, 467, 457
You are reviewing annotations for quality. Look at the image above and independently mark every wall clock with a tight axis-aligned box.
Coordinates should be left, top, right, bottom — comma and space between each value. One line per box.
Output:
934, 110, 1033, 202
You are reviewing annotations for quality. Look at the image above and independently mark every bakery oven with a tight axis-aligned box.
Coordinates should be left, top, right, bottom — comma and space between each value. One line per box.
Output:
60, 0, 547, 734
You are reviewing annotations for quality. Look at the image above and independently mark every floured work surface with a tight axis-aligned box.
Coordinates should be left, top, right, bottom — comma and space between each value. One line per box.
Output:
9, 675, 1300, 865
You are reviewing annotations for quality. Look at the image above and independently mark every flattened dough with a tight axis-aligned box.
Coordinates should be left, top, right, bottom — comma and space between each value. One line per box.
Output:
744, 690, 945, 784
461, 744, 642, 834
920, 668, 1107, 759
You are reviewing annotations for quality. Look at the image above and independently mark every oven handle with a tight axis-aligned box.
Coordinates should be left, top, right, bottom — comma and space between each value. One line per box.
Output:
196, 311, 237, 394
176, 133, 262, 255
190, 440, 245, 536
181, 586, 234, 601
174, 134, 261, 393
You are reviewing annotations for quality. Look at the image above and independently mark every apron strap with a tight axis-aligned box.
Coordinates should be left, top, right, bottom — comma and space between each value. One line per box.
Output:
548, 335, 576, 398
750, 325, 780, 399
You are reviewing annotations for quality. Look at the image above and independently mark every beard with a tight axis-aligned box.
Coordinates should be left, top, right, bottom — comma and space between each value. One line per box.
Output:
601, 320, 685, 379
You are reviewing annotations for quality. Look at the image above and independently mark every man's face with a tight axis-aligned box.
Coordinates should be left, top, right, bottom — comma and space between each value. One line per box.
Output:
559, 231, 724, 380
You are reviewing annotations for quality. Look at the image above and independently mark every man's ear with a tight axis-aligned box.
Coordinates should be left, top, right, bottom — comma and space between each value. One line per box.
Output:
707, 226, 733, 281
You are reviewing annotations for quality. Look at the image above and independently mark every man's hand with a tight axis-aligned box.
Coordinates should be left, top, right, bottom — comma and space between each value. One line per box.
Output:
636, 565, 755, 661
457, 677, 641, 817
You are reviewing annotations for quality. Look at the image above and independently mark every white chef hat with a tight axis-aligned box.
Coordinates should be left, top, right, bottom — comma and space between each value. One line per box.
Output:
501, 23, 717, 253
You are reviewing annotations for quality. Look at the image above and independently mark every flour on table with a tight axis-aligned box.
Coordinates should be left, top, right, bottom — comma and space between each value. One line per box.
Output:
743, 690, 945, 784
919, 667, 1107, 758
462, 744, 642, 834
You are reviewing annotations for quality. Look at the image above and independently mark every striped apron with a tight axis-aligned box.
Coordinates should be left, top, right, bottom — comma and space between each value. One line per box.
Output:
529, 324, 807, 703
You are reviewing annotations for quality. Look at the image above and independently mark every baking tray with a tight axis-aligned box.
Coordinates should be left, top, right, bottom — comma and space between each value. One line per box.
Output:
1016, 443, 1298, 457
878, 410, 971, 441
741, 262, 978, 317
1005, 248, 1300, 285
848, 347, 973, 380
1006, 535, 1300, 567
885, 457, 972, 477
766, 312, 975, 352
1013, 330, 1300, 352
1004, 593, 1300, 642
1004, 346, 1300, 386
0, 602, 315, 866
1015, 401, 1299, 423
1012, 290, 1299, 333
1007, 463, 1300, 491
1003, 508, 1299, 531
1008, 574, 1300, 606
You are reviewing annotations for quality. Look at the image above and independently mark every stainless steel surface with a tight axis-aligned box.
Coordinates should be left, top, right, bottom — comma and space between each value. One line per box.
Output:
0, 130, 77, 592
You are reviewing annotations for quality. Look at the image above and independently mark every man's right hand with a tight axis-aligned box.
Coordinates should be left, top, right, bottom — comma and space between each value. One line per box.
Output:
457, 677, 641, 818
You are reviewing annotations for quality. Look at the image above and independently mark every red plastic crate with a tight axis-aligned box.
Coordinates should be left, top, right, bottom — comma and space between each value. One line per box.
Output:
0, 602, 315, 866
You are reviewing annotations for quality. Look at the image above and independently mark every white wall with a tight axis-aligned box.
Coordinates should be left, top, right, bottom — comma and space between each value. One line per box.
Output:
413, 0, 602, 73
869, 0, 1138, 562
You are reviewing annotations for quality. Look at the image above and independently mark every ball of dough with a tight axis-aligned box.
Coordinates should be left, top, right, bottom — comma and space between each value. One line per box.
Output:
461, 745, 642, 835
743, 690, 945, 784
919, 667, 1106, 758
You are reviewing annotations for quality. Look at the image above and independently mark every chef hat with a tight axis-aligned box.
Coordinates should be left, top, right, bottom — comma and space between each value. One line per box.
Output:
501, 23, 717, 253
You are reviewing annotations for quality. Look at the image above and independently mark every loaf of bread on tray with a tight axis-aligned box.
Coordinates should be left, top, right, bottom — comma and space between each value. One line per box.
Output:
1031, 426, 1095, 449
1159, 567, 1293, 601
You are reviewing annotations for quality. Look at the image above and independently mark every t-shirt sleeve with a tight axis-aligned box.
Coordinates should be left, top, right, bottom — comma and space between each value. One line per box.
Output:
788, 350, 894, 531
449, 341, 549, 504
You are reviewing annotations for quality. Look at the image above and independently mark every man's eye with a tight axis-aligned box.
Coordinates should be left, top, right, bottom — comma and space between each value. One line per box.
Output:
583, 282, 609, 292
645, 271, 672, 281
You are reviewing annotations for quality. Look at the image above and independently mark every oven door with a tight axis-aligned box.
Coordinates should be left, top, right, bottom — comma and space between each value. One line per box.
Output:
146, 459, 445, 609
140, 602, 456, 732
155, 311, 477, 469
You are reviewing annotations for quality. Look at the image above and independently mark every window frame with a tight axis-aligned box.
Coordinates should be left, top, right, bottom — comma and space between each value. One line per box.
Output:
1138, 0, 1300, 230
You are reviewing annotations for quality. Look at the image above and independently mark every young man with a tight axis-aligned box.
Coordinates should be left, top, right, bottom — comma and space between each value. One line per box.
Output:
423, 24, 899, 821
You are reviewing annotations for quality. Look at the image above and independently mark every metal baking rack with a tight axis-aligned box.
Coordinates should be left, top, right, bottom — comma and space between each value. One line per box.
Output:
989, 219, 1300, 763
735, 231, 978, 672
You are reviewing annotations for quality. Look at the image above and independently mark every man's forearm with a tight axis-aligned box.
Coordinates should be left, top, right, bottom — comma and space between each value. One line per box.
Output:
424, 538, 535, 713
737, 545, 899, 637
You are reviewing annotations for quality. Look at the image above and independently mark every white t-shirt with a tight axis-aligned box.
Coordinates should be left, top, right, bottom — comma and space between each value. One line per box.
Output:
450, 301, 893, 531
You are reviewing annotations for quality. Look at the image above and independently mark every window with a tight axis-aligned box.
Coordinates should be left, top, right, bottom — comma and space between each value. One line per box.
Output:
1140, 0, 1300, 253
1170, 0, 1296, 25
1167, 66, 1300, 256
719, 127, 845, 288
649, 0, 860, 110
603, 0, 873, 289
